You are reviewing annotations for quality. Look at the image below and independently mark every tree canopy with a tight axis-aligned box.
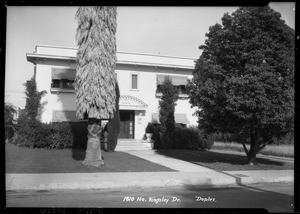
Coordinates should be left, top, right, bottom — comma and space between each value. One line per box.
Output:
188, 6, 294, 164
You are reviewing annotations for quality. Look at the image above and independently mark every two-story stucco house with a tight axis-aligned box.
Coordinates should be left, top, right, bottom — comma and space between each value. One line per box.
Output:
26, 45, 198, 140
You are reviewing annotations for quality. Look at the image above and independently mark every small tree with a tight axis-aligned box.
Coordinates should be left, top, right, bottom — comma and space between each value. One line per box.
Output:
159, 76, 179, 149
12, 78, 46, 147
188, 6, 294, 165
23, 77, 46, 125
107, 82, 120, 151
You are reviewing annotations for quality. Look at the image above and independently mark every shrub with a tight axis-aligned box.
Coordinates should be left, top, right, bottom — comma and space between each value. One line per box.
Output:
198, 133, 214, 150
272, 132, 294, 145
107, 82, 120, 151
145, 122, 154, 133
173, 125, 184, 148
23, 78, 46, 124
172, 125, 213, 150
158, 76, 179, 149
11, 124, 35, 148
209, 132, 238, 143
4, 103, 17, 141
11, 121, 88, 149
152, 124, 162, 149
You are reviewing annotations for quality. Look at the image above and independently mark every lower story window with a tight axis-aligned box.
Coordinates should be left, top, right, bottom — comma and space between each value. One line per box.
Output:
156, 85, 187, 95
51, 79, 75, 90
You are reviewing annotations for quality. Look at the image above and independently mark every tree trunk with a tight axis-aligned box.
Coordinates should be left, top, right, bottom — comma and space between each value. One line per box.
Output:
82, 119, 104, 167
247, 127, 258, 165
247, 148, 257, 165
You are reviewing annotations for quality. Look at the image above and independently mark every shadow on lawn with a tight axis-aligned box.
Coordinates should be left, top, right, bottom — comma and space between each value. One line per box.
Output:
157, 149, 294, 207
154, 149, 284, 166
68, 122, 88, 161
71, 148, 85, 161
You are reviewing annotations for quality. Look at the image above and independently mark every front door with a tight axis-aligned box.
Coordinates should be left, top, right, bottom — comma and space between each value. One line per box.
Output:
119, 110, 134, 139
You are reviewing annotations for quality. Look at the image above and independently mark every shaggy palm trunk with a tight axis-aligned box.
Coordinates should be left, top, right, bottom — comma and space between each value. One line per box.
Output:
82, 119, 104, 167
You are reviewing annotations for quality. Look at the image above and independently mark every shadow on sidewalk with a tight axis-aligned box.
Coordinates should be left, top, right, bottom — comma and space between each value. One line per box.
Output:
154, 149, 290, 169
153, 149, 293, 201
155, 149, 294, 197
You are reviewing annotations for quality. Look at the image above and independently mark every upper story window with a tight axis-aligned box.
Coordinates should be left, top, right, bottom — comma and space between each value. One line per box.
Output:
131, 73, 139, 90
51, 68, 75, 92
156, 74, 189, 98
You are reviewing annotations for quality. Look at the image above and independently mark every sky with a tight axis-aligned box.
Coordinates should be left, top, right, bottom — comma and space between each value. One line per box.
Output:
5, 3, 295, 109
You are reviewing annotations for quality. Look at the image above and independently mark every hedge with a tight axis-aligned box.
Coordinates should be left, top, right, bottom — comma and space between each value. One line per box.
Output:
11, 122, 88, 149
145, 123, 213, 150
173, 125, 214, 150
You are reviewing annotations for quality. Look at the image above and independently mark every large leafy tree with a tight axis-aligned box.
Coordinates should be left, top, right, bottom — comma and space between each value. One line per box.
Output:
159, 76, 179, 149
75, 6, 117, 167
188, 6, 294, 165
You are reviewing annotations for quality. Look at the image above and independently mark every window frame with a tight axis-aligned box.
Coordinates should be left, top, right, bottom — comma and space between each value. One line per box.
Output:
130, 72, 139, 91
50, 67, 76, 93
155, 74, 189, 98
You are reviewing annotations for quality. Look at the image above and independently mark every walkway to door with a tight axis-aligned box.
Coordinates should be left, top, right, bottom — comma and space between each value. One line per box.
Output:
115, 139, 152, 151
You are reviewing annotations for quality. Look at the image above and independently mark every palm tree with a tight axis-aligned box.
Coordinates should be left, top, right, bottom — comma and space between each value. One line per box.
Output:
75, 6, 117, 167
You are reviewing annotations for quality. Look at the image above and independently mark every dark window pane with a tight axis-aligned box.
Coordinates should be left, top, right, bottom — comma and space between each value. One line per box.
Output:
51, 79, 60, 88
180, 85, 187, 94
156, 85, 162, 93
132, 74, 138, 89
51, 79, 74, 89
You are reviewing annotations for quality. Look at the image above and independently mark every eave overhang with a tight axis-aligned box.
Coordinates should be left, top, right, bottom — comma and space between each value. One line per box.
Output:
26, 53, 194, 70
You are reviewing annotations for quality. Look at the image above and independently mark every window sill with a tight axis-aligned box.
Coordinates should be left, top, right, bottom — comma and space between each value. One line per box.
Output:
50, 88, 74, 93
130, 88, 140, 91
155, 93, 189, 99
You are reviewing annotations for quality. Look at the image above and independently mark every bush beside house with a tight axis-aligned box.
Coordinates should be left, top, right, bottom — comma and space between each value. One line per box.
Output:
4, 103, 17, 141
11, 121, 88, 149
173, 125, 214, 150
9, 77, 88, 149
143, 122, 213, 151
107, 82, 121, 151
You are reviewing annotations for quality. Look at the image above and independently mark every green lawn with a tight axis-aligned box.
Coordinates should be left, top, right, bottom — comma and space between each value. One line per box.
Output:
5, 143, 294, 173
212, 142, 294, 158
155, 149, 294, 171
5, 143, 176, 173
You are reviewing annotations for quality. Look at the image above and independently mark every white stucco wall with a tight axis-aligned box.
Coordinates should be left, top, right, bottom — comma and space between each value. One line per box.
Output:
116, 64, 198, 139
36, 64, 77, 123
31, 45, 199, 139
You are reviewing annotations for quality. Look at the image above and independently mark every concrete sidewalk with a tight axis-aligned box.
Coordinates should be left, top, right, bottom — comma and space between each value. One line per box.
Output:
6, 149, 294, 191
6, 170, 293, 191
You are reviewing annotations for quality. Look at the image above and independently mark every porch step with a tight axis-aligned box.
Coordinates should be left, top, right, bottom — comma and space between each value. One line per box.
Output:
115, 139, 153, 151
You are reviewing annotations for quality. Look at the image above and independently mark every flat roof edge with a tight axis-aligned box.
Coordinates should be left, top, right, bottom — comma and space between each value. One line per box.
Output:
27, 53, 195, 69
33, 44, 196, 61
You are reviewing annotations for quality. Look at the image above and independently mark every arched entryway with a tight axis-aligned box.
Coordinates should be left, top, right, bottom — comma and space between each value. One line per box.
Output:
119, 95, 148, 139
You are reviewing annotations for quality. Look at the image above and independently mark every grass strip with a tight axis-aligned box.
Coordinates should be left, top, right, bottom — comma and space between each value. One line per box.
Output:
212, 142, 294, 158
5, 143, 176, 173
